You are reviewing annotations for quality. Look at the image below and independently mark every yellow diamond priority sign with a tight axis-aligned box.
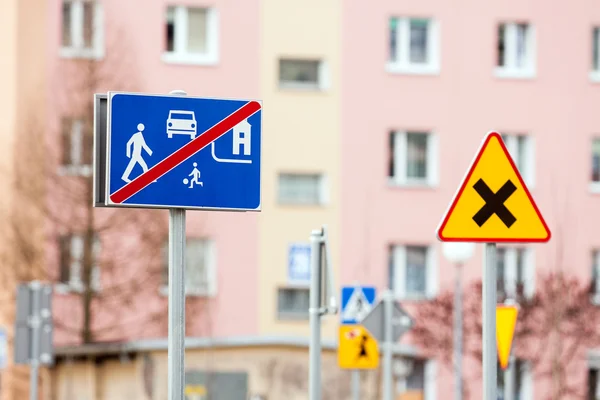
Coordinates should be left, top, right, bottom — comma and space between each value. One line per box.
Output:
437, 132, 550, 243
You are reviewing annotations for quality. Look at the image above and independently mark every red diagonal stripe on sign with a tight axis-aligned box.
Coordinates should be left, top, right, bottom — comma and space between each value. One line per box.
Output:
110, 100, 261, 204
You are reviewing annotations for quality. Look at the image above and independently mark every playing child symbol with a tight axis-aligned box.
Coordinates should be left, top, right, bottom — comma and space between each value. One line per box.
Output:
183, 162, 203, 188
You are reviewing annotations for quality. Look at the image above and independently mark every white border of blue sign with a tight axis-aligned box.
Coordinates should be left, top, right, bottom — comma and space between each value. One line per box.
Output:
104, 91, 263, 211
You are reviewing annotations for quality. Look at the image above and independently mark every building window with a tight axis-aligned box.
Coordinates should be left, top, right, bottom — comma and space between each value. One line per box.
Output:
589, 368, 600, 400
278, 59, 328, 90
58, 233, 101, 292
495, 22, 535, 78
163, 6, 219, 65
278, 173, 327, 205
60, 0, 103, 59
387, 17, 440, 75
501, 133, 535, 187
394, 358, 437, 399
592, 251, 600, 305
496, 247, 535, 301
389, 131, 438, 187
592, 139, 600, 188
277, 287, 309, 319
592, 28, 600, 81
497, 359, 533, 399
162, 238, 217, 296
389, 245, 437, 300
60, 118, 93, 176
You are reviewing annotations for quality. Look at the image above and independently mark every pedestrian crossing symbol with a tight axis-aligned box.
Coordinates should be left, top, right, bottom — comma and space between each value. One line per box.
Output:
341, 286, 376, 325
338, 325, 379, 369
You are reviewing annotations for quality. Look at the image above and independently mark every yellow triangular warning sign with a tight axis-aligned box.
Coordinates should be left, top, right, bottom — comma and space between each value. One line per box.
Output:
437, 131, 550, 242
496, 304, 519, 370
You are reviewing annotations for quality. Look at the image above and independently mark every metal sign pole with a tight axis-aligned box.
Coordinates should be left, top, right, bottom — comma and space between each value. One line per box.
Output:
308, 229, 323, 400
168, 90, 188, 400
483, 243, 497, 400
382, 289, 393, 400
454, 264, 463, 400
29, 282, 41, 400
351, 370, 360, 400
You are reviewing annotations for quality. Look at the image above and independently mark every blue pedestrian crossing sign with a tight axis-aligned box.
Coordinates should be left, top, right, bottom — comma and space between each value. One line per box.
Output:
340, 286, 376, 325
102, 92, 262, 211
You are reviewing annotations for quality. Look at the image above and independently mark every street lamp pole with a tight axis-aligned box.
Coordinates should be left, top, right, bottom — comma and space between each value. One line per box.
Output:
454, 262, 463, 400
442, 242, 475, 400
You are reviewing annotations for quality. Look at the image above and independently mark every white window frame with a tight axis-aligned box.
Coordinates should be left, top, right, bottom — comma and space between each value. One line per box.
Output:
60, 0, 104, 60
58, 118, 93, 177
501, 133, 535, 188
497, 247, 535, 300
500, 360, 533, 399
277, 173, 328, 206
160, 238, 217, 297
494, 22, 536, 79
391, 245, 438, 300
55, 234, 101, 294
162, 6, 219, 66
278, 59, 330, 91
276, 285, 310, 320
386, 17, 440, 75
591, 27, 600, 82
389, 131, 438, 187
393, 358, 436, 400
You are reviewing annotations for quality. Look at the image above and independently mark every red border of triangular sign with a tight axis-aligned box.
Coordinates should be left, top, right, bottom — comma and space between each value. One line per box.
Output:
436, 131, 551, 243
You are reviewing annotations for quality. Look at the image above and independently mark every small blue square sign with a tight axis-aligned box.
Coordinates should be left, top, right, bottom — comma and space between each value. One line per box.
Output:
288, 243, 311, 283
0, 329, 6, 369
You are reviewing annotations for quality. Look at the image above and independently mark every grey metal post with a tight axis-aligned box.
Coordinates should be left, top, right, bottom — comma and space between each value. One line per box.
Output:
504, 354, 515, 400
454, 264, 463, 400
351, 370, 360, 400
382, 289, 394, 400
168, 85, 189, 400
308, 229, 323, 400
483, 243, 497, 400
169, 208, 186, 400
29, 281, 41, 400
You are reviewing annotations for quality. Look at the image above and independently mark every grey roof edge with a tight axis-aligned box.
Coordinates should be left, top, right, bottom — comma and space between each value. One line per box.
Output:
55, 336, 419, 358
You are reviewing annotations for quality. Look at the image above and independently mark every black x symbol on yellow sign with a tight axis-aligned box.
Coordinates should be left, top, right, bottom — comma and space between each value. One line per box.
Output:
472, 179, 517, 228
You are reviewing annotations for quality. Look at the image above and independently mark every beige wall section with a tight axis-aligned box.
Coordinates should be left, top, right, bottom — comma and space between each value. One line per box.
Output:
0, 0, 47, 399
258, 0, 342, 339
51, 347, 382, 400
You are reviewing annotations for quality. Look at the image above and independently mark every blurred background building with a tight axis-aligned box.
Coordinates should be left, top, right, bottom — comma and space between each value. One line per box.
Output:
2, 0, 600, 399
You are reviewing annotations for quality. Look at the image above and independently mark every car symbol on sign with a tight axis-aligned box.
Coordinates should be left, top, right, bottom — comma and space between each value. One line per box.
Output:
166, 110, 197, 139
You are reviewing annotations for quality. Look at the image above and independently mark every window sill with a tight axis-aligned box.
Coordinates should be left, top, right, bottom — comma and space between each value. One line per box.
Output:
396, 294, 430, 302
58, 165, 93, 177
158, 285, 216, 298
60, 47, 104, 61
54, 283, 101, 295
161, 52, 219, 67
276, 313, 309, 321
387, 178, 437, 189
493, 67, 536, 80
589, 182, 600, 194
278, 82, 327, 92
385, 62, 440, 76
590, 71, 600, 83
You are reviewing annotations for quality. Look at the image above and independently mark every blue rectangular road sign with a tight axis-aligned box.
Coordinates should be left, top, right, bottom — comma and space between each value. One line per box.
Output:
104, 92, 262, 211
340, 286, 376, 325
0, 328, 6, 369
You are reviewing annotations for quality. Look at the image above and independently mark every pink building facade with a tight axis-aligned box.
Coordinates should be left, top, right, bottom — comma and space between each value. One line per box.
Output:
16, 0, 600, 398
342, 1, 600, 399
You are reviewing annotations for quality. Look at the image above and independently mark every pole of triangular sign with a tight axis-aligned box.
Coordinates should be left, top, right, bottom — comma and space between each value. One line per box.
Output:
319, 225, 337, 316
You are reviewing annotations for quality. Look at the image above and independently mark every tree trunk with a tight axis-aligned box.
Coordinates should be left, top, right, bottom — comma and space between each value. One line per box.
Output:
81, 169, 95, 343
